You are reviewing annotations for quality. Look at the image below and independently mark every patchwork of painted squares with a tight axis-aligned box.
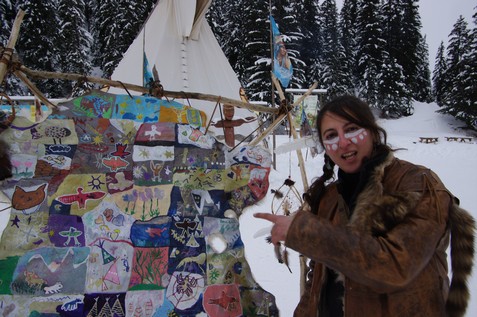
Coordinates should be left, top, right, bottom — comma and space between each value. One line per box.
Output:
0, 91, 279, 316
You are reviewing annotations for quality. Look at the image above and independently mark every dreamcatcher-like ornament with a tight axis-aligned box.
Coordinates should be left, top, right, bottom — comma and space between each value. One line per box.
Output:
271, 178, 302, 217
269, 177, 303, 272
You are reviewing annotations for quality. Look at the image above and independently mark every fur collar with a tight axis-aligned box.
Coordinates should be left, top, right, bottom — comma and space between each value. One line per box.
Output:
347, 152, 421, 236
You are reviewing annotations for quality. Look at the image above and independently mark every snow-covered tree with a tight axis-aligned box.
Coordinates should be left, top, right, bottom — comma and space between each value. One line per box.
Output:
444, 10, 477, 129
94, 0, 154, 77
338, 0, 360, 94
15, 0, 63, 97
432, 42, 448, 106
318, 0, 349, 99
355, 0, 385, 106
397, 0, 424, 96
438, 16, 470, 120
57, 0, 93, 97
207, 0, 248, 84
463, 8, 477, 129
0, 0, 14, 42
239, 0, 273, 101
296, 0, 321, 86
413, 34, 433, 102
376, 53, 413, 118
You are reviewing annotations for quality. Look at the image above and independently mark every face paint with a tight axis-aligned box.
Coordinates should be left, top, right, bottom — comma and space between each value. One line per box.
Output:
322, 128, 368, 152
345, 128, 368, 144
323, 136, 340, 151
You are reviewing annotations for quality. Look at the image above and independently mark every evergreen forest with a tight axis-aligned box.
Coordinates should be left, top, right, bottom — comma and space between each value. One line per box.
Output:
0, 0, 476, 128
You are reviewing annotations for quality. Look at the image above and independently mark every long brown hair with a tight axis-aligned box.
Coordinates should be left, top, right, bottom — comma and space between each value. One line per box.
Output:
304, 95, 391, 211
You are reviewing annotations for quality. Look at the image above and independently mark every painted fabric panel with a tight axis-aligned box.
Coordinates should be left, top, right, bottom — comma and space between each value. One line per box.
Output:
0, 91, 278, 316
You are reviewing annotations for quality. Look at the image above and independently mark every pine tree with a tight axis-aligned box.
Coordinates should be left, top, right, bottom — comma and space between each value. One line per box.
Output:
398, 0, 423, 97
318, 0, 349, 99
355, 0, 385, 106
464, 8, 477, 129
207, 0, 248, 84
439, 16, 470, 120
296, 0, 321, 86
57, 0, 93, 97
15, 0, 63, 97
95, 0, 154, 77
432, 42, 448, 106
338, 0, 359, 94
240, 0, 272, 102
0, 0, 14, 41
413, 34, 433, 102
376, 53, 413, 118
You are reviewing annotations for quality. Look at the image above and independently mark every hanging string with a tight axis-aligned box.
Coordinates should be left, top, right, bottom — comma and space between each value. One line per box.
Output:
227, 115, 270, 153
180, 91, 193, 107
205, 97, 221, 134
117, 81, 133, 99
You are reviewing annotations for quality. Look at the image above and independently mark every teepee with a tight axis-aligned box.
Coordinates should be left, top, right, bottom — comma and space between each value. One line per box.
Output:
110, 0, 259, 143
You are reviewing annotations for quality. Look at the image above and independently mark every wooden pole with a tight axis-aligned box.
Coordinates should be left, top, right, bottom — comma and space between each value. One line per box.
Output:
271, 73, 316, 297
269, 1, 277, 170
17, 65, 278, 114
13, 70, 57, 109
271, 73, 309, 191
0, 10, 25, 84
252, 76, 318, 144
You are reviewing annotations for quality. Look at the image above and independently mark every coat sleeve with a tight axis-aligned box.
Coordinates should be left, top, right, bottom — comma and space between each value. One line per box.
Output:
285, 174, 451, 293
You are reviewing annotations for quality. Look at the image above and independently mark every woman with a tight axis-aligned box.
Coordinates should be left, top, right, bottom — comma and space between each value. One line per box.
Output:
255, 95, 475, 317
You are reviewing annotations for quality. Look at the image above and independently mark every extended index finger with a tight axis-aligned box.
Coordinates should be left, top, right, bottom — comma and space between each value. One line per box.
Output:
253, 213, 279, 223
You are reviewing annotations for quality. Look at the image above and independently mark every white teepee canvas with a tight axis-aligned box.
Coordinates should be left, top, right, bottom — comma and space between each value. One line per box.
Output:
110, 0, 259, 144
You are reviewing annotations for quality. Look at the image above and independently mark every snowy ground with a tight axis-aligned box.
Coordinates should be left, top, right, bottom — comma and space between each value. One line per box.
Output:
1, 101, 476, 316
241, 101, 477, 316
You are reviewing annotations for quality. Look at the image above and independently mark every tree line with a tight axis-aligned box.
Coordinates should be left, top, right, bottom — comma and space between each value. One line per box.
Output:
0, 0, 476, 128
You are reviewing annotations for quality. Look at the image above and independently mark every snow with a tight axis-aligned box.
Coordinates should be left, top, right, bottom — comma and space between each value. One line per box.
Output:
0, 101, 476, 316
240, 101, 477, 316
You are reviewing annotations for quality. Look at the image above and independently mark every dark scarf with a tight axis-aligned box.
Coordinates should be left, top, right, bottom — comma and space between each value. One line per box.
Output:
338, 147, 389, 212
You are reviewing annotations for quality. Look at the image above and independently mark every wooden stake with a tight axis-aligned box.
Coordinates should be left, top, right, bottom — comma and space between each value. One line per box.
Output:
0, 10, 25, 84
271, 74, 309, 191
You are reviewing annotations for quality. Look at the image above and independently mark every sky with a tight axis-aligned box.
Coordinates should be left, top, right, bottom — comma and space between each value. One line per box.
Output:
419, 0, 475, 67
241, 101, 477, 316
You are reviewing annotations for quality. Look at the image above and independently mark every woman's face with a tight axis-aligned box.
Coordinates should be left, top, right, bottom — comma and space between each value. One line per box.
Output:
320, 112, 374, 173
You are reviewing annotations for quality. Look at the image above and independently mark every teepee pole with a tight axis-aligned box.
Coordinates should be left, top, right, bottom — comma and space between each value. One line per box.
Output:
271, 73, 309, 191
16, 65, 277, 114
269, 0, 277, 170
0, 10, 25, 85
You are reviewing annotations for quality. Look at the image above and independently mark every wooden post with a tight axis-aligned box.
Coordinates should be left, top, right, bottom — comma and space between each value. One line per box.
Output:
271, 74, 309, 191
0, 10, 25, 85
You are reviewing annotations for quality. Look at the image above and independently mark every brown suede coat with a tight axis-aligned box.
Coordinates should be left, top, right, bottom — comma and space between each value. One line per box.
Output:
286, 153, 474, 317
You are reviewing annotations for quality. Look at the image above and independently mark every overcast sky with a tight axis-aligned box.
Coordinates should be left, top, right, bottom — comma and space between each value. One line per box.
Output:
334, 0, 476, 71
419, 0, 475, 65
